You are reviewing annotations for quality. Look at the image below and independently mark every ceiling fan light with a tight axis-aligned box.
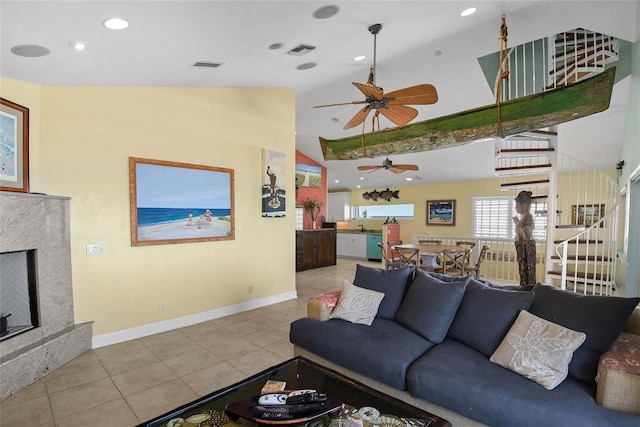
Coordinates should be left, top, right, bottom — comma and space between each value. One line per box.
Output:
460, 8, 477, 17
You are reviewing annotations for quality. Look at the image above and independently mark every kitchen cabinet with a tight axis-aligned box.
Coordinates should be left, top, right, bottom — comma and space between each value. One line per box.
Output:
336, 233, 367, 259
327, 192, 351, 222
296, 229, 336, 271
366, 234, 382, 261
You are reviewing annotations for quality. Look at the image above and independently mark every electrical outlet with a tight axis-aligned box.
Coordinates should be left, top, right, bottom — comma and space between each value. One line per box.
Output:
86, 244, 100, 255
248, 285, 254, 294
159, 303, 166, 312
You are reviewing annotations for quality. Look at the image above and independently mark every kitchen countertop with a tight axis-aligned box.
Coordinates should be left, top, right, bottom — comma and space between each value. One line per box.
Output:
337, 229, 382, 235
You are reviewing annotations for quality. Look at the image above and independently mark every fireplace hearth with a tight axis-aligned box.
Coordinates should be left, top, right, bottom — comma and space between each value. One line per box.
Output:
0, 192, 93, 399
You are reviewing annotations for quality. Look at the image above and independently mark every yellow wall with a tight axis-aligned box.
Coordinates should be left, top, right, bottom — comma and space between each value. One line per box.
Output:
1, 78, 296, 337
347, 178, 503, 242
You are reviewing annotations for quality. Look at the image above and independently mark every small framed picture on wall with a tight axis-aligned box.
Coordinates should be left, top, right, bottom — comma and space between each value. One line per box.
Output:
426, 200, 456, 226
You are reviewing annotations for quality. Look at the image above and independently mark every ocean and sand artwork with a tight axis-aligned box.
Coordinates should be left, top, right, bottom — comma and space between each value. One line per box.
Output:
295, 163, 322, 188
130, 158, 234, 245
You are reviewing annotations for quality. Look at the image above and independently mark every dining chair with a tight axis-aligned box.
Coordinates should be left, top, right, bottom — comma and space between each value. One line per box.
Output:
378, 242, 403, 269
441, 248, 470, 276
450, 241, 476, 270
417, 239, 442, 271
464, 245, 490, 279
417, 239, 441, 245
395, 246, 420, 270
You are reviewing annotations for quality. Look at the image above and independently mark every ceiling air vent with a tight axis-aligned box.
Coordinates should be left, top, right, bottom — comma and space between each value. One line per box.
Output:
286, 44, 317, 56
192, 61, 223, 68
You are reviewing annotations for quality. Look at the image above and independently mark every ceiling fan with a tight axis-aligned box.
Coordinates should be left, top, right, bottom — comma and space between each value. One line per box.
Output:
314, 23, 438, 131
357, 157, 419, 174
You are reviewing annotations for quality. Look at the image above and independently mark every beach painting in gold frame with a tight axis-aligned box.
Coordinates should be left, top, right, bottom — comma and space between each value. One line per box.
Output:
129, 157, 235, 246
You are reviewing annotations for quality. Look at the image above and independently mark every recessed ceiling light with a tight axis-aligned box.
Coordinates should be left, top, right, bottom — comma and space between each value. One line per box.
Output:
359, 177, 364, 180
296, 62, 317, 70
331, 117, 340, 122
405, 177, 413, 181
460, 7, 477, 17
268, 43, 284, 50
434, 50, 442, 56
313, 5, 340, 19
334, 180, 339, 183
11, 44, 50, 57
354, 55, 366, 61
357, 185, 361, 188
69, 41, 88, 51
103, 18, 129, 30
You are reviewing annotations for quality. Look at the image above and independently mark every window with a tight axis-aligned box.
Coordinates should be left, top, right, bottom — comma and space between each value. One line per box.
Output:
295, 207, 304, 230
352, 204, 414, 220
473, 196, 546, 240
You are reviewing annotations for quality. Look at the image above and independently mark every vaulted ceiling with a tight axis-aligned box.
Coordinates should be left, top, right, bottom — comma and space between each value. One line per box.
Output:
1, 1, 637, 190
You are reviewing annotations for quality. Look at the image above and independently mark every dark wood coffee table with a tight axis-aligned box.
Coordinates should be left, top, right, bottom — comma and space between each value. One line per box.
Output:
136, 357, 450, 427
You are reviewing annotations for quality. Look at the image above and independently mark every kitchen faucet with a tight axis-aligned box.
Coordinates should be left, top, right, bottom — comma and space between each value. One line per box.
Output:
359, 224, 365, 232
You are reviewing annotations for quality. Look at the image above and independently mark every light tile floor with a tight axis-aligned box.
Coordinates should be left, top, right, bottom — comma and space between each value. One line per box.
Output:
0, 258, 377, 427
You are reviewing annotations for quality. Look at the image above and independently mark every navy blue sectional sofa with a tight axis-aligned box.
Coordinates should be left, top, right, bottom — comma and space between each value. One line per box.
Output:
290, 265, 640, 427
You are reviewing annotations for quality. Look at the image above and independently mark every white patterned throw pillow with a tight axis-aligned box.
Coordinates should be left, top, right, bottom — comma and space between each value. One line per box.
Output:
490, 310, 586, 390
329, 280, 385, 326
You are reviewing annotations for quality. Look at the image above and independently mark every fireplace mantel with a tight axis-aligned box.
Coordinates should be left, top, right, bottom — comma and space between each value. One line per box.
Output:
0, 191, 93, 399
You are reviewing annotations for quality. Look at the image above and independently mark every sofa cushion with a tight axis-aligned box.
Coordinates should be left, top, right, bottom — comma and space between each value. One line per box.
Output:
490, 310, 586, 390
529, 283, 640, 384
329, 280, 385, 326
353, 264, 413, 319
447, 278, 534, 356
406, 338, 640, 427
290, 317, 434, 390
395, 269, 466, 344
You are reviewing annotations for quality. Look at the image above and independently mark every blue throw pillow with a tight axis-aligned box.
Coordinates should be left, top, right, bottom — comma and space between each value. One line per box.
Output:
421, 271, 474, 285
529, 283, 640, 384
395, 269, 467, 344
353, 264, 413, 319
448, 279, 535, 356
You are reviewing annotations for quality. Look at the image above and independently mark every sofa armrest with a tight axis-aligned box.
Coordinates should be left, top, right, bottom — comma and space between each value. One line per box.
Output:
307, 290, 341, 321
596, 332, 640, 415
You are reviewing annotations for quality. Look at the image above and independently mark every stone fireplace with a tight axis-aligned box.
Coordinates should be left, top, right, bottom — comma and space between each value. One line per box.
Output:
0, 192, 93, 399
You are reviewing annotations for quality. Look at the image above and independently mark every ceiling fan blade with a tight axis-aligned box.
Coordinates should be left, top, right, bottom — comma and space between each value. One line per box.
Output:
377, 104, 419, 127
352, 82, 384, 100
357, 165, 383, 171
393, 164, 419, 171
389, 167, 408, 174
385, 84, 439, 105
313, 100, 368, 108
343, 105, 372, 129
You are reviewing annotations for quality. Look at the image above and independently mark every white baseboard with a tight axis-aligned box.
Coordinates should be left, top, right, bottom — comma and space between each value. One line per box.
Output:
92, 290, 297, 348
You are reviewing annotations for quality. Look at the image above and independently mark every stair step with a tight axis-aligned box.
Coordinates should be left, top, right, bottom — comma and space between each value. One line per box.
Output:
511, 130, 558, 138
547, 270, 613, 282
496, 148, 555, 158
554, 239, 603, 244
495, 164, 552, 176
500, 179, 550, 189
555, 224, 586, 230
550, 255, 614, 262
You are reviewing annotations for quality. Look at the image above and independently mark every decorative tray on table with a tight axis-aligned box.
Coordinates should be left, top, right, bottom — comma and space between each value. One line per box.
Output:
225, 394, 343, 425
